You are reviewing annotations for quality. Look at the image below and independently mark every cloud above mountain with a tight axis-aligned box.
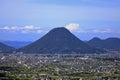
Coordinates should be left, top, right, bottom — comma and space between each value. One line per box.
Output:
65, 23, 120, 34
65, 23, 79, 31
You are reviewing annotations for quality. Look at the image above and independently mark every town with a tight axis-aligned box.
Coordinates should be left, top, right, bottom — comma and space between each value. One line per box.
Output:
0, 52, 120, 80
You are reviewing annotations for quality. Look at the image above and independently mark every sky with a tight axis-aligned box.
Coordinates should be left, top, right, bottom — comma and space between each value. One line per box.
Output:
0, 0, 120, 41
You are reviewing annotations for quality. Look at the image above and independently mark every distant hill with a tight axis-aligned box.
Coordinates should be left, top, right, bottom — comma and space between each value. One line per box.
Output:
87, 37, 120, 51
0, 42, 15, 53
2, 41, 32, 48
18, 27, 105, 54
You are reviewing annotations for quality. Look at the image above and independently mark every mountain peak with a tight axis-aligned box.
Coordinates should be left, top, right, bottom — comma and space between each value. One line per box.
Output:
49, 27, 69, 33
18, 27, 104, 54
91, 37, 101, 41
52, 27, 66, 30
88, 37, 120, 51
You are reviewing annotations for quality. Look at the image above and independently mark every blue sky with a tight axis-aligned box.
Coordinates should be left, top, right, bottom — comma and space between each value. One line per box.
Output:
0, 0, 120, 41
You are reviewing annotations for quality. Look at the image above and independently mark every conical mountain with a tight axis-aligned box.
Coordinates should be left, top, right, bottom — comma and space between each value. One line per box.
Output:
0, 42, 15, 53
19, 27, 104, 54
87, 37, 120, 51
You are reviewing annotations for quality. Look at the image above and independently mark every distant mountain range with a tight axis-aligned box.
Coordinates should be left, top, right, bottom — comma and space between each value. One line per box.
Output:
87, 37, 120, 51
1, 41, 32, 48
0, 42, 15, 53
18, 27, 104, 54
0, 27, 120, 54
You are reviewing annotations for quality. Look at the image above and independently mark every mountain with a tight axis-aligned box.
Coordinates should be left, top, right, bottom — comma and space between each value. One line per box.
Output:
2, 41, 32, 48
18, 27, 104, 54
0, 42, 15, 53
87, 37, 120, 51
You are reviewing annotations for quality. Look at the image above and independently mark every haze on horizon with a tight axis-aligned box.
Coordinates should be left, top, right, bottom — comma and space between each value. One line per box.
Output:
0, 0, 120, 41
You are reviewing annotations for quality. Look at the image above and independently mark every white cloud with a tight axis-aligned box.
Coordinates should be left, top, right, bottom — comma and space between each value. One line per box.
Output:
24, 25, 34, 29
0, 26, 19, 30
3, 26, 10, 30
65, 23, 79, 31
65, 23, 115, 34
11, 26, 19, 30
92, 29, 112, 33
0, 25, 43, 34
